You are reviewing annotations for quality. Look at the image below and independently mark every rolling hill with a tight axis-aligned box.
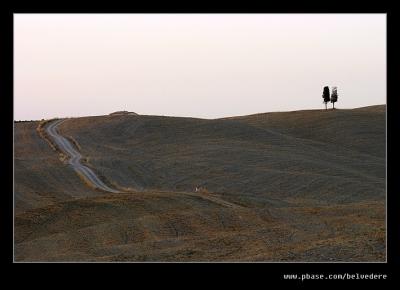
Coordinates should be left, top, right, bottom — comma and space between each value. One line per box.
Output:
14, 105, 386, 261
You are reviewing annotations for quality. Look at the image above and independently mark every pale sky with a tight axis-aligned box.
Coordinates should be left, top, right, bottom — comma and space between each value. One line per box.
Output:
14, 14, 386, 120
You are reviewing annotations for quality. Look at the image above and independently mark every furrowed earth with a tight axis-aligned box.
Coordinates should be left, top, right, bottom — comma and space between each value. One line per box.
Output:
14, 105, 386, 262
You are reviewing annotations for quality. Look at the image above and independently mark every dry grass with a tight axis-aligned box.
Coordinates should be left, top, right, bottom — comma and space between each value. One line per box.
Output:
14, 105, 386, 261
74, 170, 103, 192
14, 121, 100, 214
57, 106, 385, 204
14, 193, 384, 262
36, 119, 68, 162
65, 135, 82, 152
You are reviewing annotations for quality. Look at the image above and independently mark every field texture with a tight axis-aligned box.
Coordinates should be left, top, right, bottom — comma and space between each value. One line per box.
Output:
14, 106, 386, 261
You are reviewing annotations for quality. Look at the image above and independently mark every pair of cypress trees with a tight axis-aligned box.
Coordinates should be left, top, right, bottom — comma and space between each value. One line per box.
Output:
322, 86, 338, 110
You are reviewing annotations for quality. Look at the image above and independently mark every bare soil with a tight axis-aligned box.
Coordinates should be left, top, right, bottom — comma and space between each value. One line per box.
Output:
14, 105, 386, 261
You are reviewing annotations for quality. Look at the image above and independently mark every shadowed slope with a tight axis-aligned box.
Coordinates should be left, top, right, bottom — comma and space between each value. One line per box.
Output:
59, 106, 385, 204
14, 122, 100, 214
14, 105, 386, 261
228, 105, 385, 158
15, 192, 384, 262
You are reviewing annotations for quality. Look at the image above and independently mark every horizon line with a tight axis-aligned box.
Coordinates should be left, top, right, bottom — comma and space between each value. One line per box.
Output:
13, 103, 386, 122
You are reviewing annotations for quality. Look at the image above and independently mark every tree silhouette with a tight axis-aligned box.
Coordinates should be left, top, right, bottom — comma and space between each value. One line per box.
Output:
331, 87, 338, 109
322, 86, 330, 110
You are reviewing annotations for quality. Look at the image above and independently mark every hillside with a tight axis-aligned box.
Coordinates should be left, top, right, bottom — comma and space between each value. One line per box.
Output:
14, 122, 100, 214
14, 105, 386, 261
58, 105, 385, 203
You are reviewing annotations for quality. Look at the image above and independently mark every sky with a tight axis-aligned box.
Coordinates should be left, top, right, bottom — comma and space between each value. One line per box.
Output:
14, 14, 386, 120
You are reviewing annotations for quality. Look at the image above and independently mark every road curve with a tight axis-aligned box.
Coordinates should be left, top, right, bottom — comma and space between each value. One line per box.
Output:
45, 119, 120, 193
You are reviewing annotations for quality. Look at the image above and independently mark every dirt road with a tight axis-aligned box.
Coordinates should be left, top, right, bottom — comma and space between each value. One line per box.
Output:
45, 119, 120, 193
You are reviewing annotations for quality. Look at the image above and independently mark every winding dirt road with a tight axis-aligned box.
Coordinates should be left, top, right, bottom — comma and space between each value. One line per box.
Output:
46, 119, 120, 193
44, 118, 242, 208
